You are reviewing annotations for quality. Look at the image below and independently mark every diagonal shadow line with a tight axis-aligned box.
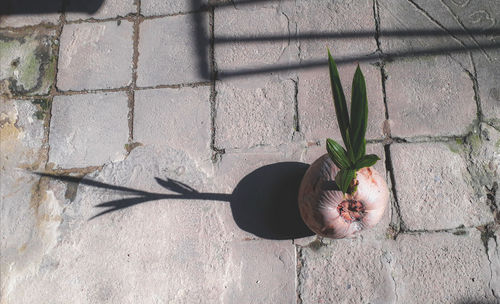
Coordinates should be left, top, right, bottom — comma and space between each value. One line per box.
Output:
35, 172, 152, 196
191, 0, 210, 80
218, 41, 500, 78
214, 28, 500, 43
89, 196, 156, 220
208, 0, 280, 9
154, 177, 199, 194
34, 172, 231, 220
191, 0, 499, 80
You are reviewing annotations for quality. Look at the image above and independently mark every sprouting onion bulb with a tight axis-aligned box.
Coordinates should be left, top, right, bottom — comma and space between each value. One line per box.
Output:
298, 50, 389, 239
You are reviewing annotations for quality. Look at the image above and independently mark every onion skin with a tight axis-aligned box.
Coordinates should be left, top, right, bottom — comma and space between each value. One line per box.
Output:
298, 154, 389, 239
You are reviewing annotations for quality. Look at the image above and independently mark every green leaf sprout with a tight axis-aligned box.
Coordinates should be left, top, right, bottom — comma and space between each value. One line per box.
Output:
326, 50, 380, 195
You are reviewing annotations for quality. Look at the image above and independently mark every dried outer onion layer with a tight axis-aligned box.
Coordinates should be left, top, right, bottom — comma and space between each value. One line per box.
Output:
298, 154, 389, 239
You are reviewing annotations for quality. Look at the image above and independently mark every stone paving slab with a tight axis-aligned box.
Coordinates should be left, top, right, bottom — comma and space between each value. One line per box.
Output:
214, 76, 296, 150
224, 240, 295, 304
2, 144, 298, 303
385, 56, 477, 138
489, 228, 500, 299
214, 4, 296, 73
377, 0, 472, 71
298, 237, 396, 304
65, 0, 137, 21
0, 0, 62, 28
3, 145, 226, 303
474, 50, 500, 126
57, 21, 134, 91
390, 142, 493, 231
294, 0, 377, 60
48, 92, 129, 168
133, 86, 212, 163
393, 231, 494, 303
299, 230, 495, 304
408, 0, 500, 50
377, 0, 500, 137
0, 98, 46, 168
137, 13, 209, 87
141, 0, 207, 16
1, 98, 46, 273
0, 13, 61, 28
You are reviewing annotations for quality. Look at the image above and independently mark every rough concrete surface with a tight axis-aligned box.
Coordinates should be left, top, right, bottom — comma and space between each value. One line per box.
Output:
214, 4, 295, 72
298, 237, 396, 304
57, 21, 134, 91
1, 0, 499, 303
141, 0, 208, 16
385, 56, 476, 138
474, 50, 500, 126
133, 86, 212, 163
393, 231, 495, 303
65, 0, 137, 21
48, 92, 129, 168
390, 142, 493, 231
137, 13, 209, 86
214, 76, 296, 150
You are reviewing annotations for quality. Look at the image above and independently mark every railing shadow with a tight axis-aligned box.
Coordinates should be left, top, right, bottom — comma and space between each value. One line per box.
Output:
190, 0, 500, 80
35, 162, 314, 240
1, 0, 104, 15
4, 0, 499, 78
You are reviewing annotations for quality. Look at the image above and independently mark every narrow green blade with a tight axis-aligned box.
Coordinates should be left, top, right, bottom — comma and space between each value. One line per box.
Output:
326, 138, 351, 169
327, 50, 350, 148
350, 65, 368, 161
354, 154, 380, 170
335, 168, 356, 194
344, 128, 355, 163
358, 139, 366, 162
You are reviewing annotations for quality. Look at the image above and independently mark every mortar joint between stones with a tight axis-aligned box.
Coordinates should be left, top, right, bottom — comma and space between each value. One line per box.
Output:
295, 245, 305, 304
208, 5, 224, 164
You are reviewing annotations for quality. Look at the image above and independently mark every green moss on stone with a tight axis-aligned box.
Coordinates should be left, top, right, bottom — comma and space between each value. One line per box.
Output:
447, 138, 464, 154
468, 133, 482, 152
308, 239, 326, 251
32, 98, 49, 110
33, 110, 45, 120
42, 53, 57, 91
18, 49, 41, 91
31, 98, 50, 120
1, 32, 55, 96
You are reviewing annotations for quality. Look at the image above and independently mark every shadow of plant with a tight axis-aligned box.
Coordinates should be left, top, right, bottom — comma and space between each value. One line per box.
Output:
35, 161, 314, 240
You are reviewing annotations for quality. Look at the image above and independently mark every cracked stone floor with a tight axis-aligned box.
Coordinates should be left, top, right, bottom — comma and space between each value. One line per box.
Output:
1, 0, 499, 303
